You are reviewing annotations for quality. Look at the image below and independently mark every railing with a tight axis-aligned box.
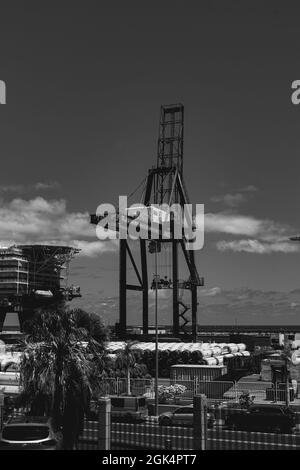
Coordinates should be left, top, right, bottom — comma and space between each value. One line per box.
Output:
5, 404, 300, 450
98, 378, 298, 404
98, 378, 154, 397
78, 419, 300, 450
208, 426, 300, 450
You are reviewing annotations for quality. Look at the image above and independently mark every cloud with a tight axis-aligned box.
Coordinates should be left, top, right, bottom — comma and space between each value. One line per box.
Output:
200, 287, 222, 296
205, 213, 262, 236
0, 184, 24, 193
202, 211, 298, 254
211, 185, 258, 208
74, 240, 117, 257
211, 193, 246, 208
0, 196, 117, 257
0, 181, 60, 194
216, 239, 300, 254
34, 182, 60, 191
240, 185, 258, 192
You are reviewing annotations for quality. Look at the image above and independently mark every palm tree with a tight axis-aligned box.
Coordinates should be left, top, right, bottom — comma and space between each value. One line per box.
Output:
18, 306, 107, 449
115, 341, 145, 395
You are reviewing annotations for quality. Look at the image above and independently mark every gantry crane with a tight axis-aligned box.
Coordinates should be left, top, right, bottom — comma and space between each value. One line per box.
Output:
91, 104, 203, 340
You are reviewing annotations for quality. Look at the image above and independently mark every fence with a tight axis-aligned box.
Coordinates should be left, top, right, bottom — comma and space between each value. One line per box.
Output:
111, 422, 194, 450
98, 378, 298, 404
77, 419, 98, 450
208, 427, 300, 450
3, 401, 300, 451
77, 418, 300, 451
98, 378, 153, 397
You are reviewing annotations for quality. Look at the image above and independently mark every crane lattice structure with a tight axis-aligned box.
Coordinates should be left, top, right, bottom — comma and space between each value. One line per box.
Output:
91, 104, 203, 340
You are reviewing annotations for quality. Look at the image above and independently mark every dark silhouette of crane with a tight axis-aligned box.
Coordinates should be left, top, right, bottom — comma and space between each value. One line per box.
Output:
91, 104, 203, 340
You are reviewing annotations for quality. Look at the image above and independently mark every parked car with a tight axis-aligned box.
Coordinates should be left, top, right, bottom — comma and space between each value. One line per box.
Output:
88, 396, 148, 423
0, 416, 63, 450
158, 405, 215, 428
225, 404, 297, 433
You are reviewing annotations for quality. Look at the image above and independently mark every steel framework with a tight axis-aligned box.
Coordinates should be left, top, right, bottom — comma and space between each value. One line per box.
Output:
91, 104, 203, 340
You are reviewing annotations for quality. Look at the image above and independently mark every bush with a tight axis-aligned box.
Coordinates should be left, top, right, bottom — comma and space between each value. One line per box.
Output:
158, 384, 187, 403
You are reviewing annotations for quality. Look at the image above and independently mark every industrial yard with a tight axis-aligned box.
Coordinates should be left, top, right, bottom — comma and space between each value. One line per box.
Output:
1, 0, 300, 458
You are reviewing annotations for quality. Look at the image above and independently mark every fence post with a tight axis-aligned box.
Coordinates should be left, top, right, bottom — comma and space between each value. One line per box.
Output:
234, 381, 238, 402
0, 391, 4, 430
193, 394, 207, 450
97, 397, 111, 450
165, 439, 172, 449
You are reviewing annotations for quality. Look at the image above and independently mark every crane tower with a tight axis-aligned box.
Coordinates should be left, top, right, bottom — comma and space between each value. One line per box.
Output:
91, 104, 203, 340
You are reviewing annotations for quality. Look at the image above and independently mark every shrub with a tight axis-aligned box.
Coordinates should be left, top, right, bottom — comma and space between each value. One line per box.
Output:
158, 384, 187, 403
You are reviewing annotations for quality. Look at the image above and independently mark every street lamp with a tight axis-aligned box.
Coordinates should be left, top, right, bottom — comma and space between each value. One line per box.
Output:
285, 235, 300, 405
154, 241, 159, 417
149, 239, 160, 417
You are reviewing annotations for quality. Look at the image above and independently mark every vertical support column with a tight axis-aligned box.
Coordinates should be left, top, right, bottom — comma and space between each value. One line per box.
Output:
172, 218, 179, 336
119, 239, 127, 338
97, 398, 111, 450
191, 284, 197, 342
0, 391, 4, 430
0, 308, 6, 332
189, 248, 198, 342
140, 239, 148, 336
193, 394, 208, 450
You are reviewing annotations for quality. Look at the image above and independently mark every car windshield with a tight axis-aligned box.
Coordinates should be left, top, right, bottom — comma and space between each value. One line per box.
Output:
2, 425, 50, 441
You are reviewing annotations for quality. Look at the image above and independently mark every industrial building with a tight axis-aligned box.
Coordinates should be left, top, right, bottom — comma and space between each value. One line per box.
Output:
0, 244, 81, 333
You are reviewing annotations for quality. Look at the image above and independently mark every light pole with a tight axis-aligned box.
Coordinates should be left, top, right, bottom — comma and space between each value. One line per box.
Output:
154, 241, 159, 417
286, 235, 300, 405
285, 354, 290, 407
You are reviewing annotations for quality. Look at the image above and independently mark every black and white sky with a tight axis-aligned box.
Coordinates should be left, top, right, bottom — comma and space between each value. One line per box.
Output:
1, 1, 300, 325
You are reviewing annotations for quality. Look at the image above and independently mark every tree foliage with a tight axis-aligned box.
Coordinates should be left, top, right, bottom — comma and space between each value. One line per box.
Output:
18, 306, 108, 449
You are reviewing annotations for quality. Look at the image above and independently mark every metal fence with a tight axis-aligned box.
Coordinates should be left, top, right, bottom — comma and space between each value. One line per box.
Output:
208, 426, 300, 450
78, 419, 300, 450
111, 422, 193, 450
98, 378, 298, 404
98, 378, 153, 397
77, 419, 98, 450
5, 405, 300, 450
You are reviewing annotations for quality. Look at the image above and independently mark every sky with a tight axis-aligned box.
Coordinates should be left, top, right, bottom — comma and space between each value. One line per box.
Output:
1, 1, 300, 325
